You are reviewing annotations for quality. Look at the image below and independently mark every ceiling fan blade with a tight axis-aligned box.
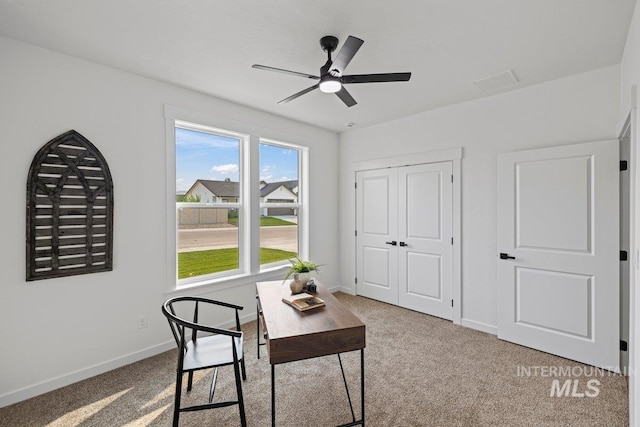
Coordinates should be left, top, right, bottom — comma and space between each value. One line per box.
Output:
277, 84, 319, 104
330, 36, 364, 75
252, 64, 320, 80
335, 86, 357, 107
342, 72, 412, 84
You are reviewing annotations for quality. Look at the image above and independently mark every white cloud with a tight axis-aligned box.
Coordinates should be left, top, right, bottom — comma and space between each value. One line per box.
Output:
260, 174, 273, 181
211, 164, 238, 174
176, 178, 189, 192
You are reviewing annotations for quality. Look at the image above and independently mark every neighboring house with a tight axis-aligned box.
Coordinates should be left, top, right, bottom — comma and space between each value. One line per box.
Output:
184, 179, 239, 203
260, 180, 298, 216
183, 178, 298, 216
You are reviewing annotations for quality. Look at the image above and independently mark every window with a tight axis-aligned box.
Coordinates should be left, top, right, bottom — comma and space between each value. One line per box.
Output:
167, 111, 308, 289
259, 140, 301, 267
175, 122, 245, 283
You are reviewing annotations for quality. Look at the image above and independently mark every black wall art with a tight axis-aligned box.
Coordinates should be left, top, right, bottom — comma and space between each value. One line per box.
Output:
26, 130, 114, 281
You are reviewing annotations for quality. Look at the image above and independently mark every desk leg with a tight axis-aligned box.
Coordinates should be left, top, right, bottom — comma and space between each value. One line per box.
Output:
361, 349, 365, 427
271, 364, 276, 427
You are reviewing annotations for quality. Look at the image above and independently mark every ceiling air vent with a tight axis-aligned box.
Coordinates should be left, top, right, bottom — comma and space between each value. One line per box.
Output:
473, 69, 519, 92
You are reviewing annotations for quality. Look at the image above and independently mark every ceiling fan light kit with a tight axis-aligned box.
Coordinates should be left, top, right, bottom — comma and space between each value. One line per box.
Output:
319, 75, 341, 93
252, 35, 412, 107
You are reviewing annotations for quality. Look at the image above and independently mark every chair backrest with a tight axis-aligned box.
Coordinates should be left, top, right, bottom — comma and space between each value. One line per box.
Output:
162, 296, 243, 351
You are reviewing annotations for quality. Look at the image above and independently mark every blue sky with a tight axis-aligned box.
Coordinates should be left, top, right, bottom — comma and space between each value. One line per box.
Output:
175, 127, 299, 192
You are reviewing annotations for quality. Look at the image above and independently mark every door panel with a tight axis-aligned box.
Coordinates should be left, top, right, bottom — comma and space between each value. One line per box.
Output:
407, 252, 441, 299
497, 140, 619, 369
398, 163, 453, 320
362, 247, 392, 289
516, 156, 592, 252
406, 171, 441, 239
362, 176, 391, 235
516, 267, 592, 338
356, 169, 398, 304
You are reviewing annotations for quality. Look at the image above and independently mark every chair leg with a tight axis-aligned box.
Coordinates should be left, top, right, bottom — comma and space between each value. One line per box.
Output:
173, 370, 183, 427
240, 357, 247, 381
233, 360, 247, 427
187, 371, 194, 391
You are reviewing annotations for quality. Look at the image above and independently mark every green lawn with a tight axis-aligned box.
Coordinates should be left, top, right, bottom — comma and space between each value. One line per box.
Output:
178, 247, 297, 279
227, 216, 295, 226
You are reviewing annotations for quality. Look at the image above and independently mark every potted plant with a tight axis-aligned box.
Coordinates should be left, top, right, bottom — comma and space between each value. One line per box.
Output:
284, 258, 321, 293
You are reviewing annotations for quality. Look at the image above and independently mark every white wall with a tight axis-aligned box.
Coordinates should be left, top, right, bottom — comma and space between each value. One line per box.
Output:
620, 2, 640, 132
338, 65, 620, 331
0, 36, 339, 406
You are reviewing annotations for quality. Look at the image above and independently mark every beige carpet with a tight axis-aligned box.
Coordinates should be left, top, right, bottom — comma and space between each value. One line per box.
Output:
0, 293, 629, 426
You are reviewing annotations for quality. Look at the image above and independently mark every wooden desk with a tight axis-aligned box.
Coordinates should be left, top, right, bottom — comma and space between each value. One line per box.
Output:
256, 280, 366, 426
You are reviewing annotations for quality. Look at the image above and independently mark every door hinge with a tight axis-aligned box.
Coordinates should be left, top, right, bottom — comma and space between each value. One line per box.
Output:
451, 175, 453, 183
355, 182, 357, 189
451, 237, 453, 245
621, 250, 628, 261
355, 230, 357, 237
621, 340, 628, 351
355, 277, 358, 284
451, 299, 454, 307
621, 160, 628, 171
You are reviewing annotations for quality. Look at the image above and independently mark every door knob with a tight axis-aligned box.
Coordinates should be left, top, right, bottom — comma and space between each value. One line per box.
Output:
399, 242, 408, 247
385, 241, 397, 246
499, 253, 515, 260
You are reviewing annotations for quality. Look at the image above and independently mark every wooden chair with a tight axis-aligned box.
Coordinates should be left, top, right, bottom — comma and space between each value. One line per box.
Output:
162, 296, 247, 427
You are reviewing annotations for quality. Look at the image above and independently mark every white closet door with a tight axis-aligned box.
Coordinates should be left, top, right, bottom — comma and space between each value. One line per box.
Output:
497, 140, 619, 369
398, 162, 453, 320
356, 162, 453, 319
356, 168, 399, 305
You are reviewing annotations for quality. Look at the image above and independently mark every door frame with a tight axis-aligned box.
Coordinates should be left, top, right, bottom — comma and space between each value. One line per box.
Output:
353, 147, 462, 325
619, 102, 638, 426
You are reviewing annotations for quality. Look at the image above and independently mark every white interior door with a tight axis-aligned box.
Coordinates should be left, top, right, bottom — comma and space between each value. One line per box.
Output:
497, 140, 620, 369
398, 163, 453, 320
356, 168, 399, 305
356, 162, 453, 319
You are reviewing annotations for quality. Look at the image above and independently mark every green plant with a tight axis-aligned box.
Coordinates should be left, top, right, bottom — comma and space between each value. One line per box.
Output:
183, 194, 201, 203
283, 257, 321, 281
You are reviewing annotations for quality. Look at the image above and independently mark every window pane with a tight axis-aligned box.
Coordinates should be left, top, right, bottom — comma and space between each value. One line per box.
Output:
176, 126, 241, 279
176, 127, 240, 200
177, 206, 239, 279
259, 142, 299, 265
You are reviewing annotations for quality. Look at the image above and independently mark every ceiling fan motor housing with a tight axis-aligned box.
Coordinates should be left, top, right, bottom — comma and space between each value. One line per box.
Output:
320, 35, 339, 53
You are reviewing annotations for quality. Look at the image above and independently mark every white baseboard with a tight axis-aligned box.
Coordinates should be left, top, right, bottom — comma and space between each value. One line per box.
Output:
461, 318, 497, 335
0, 314, 259, 409
0, 340, 175, 408
328, 286, 355, 295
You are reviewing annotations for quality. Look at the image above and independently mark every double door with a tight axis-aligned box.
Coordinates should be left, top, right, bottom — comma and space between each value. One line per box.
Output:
356, 162, 453, 320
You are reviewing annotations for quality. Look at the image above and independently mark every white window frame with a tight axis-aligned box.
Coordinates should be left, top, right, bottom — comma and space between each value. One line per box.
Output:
259, 138, 308, 269
164, 105, 309, 293
175, 120, 247, 285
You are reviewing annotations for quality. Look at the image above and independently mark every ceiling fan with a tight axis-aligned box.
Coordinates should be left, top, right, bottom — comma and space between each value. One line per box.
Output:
252, 35, 412, 107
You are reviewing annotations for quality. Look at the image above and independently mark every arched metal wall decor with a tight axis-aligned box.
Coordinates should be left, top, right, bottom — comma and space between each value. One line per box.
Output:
26, 130, 114, 281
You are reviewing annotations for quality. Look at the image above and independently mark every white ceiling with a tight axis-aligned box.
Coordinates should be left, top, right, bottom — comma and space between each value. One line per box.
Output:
0, 0, 635, 132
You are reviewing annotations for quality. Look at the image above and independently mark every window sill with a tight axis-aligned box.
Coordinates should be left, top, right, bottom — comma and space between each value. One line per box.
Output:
166, 264, 289, 296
